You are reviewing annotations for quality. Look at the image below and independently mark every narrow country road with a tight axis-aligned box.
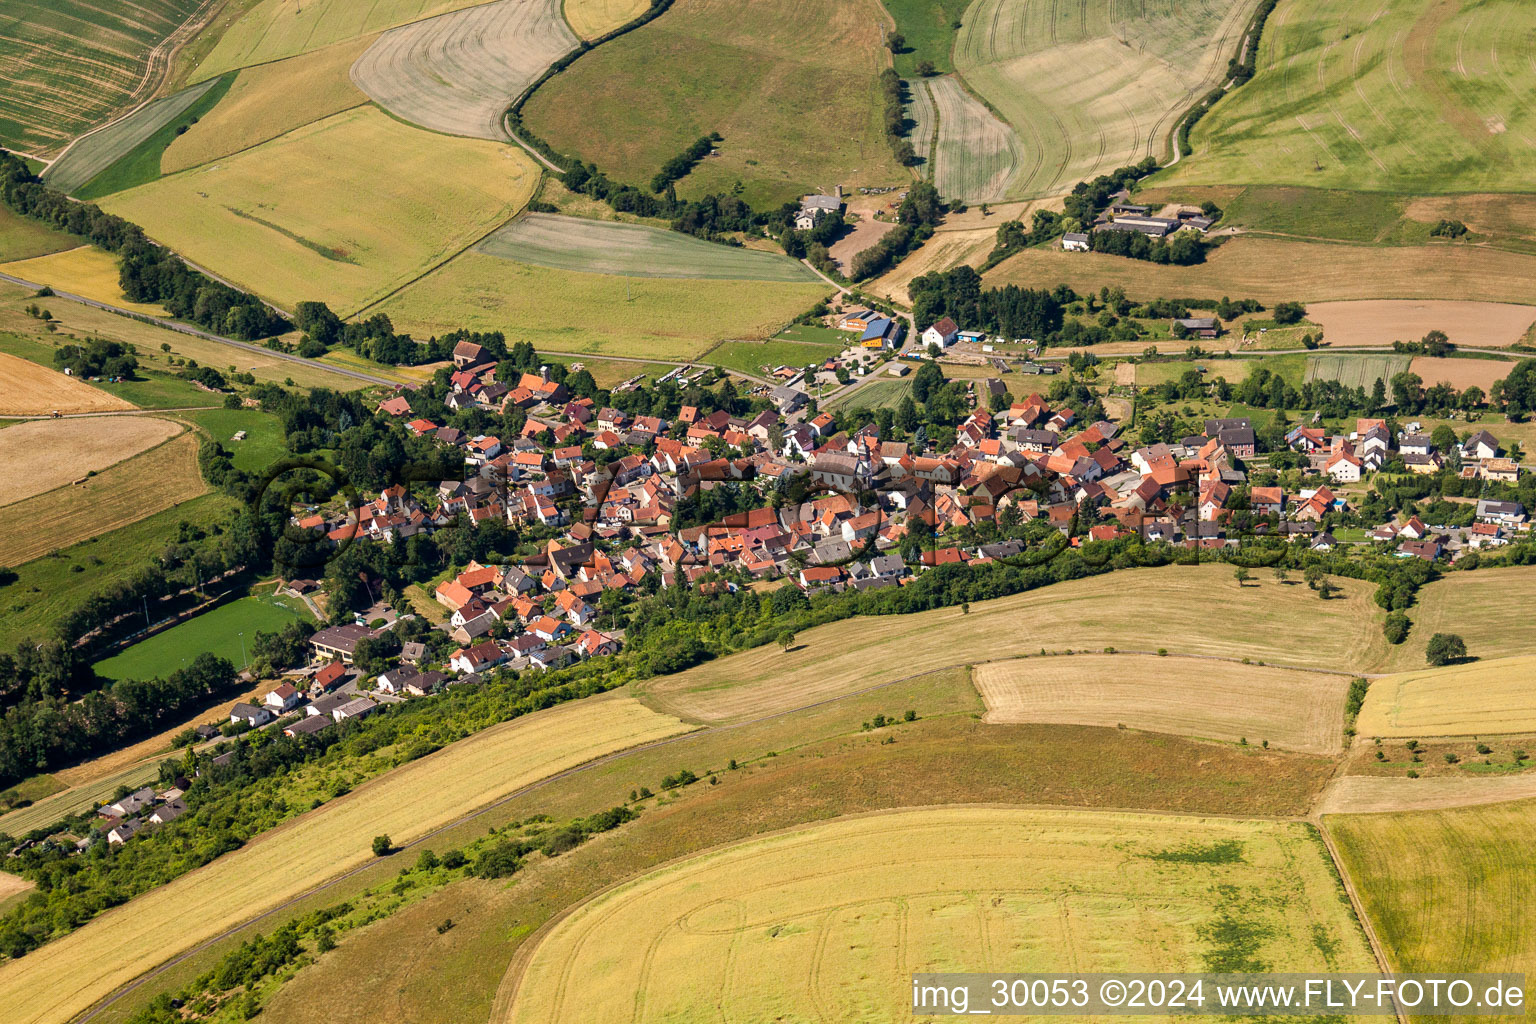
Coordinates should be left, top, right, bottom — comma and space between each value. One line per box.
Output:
0, 271, 400, 387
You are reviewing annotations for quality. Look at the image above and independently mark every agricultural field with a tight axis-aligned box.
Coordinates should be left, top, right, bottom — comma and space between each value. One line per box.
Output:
41, 78, 227, 198
973, 653, 1350, 754
953, 0, 1258, 199
829, 376, 914, 410
1306, 300, 1536, 348
0, 761, 165, 839
1356, 655, 1536, 740
0, 416, 182, 506
868, 222, 997, 303
0, 694, 689, 1024
376, 251, 829, 361
0, 206, 77, 262
100, 107, 541, 314
352, 0, 576, 141
0, 0, 212, 156
0, 247, 167, 316
564, 0, 649, 38
521, 0, 906, 209
911, 75, 1022, 203
191, 0, 489, 81
638, 565, 1385, 724
705, 338, 842, 377
1303, 353, 1410, 390
0, 351, 135, 416
93, 591, 309, 681
0, 430, 208, 567
479, 214, 820, 282
505, 807, 1372, 1023
883, 0, 971, 76
983, 236, 1536, 306
162, 39, 371, 174
1409, 356, 1516, 392
0, 493, 237, 649
1161, 0, 1536, 194
1320, 774, 1536, 816
1377, 567, 1536, 672
1329, 800, 1536, 1005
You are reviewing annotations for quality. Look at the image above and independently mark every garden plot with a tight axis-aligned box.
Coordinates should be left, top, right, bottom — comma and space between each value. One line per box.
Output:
350, 0, 577, 140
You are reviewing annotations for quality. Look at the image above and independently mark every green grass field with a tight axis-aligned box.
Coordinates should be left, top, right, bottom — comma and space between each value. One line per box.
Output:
181, 408, 290, 473
0, 493, 236, 649
522, 0, 907, 209
1303, 353, 1410, 390
93, 590, 309, 682
1162, 0, 1536, 194
42, 77, 227, 197
0, 0, 208, 155
72, 77, 234, 200
883, 0, 971, 75
954, 0, 1258, 199
376, 250, 830, 361
91, 372, 223, 410
0, 206, 77, 262
100, 107, 541, 314
1330, 799, 1536, 1019
705, 338, 842, 377
478, 215, 820, 282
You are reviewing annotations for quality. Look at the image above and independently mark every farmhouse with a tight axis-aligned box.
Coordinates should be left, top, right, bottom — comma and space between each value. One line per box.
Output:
922, 317, 960, 349
1061, 232, 1090, 251
1176, 317, 1219, 339
794, 194, 842, 230
1099, 215, 1179, 237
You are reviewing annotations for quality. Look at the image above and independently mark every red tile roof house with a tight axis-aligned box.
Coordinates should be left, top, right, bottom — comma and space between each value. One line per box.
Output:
449, 640, 507, 675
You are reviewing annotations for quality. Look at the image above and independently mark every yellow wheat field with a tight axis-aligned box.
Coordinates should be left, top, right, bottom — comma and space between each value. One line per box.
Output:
1356, 655, 1536, 739
501, 807, 1374, 1023
1377, 567, 1536, 672
639, 565, 1386, 724
974, 653, 1350, 754
563, 0, 649, 38
102, 107, 540, 314
0, 416, 181, 506
163, 37, 371, 173
0, 695, 688, 1024
0, 247, 167, 315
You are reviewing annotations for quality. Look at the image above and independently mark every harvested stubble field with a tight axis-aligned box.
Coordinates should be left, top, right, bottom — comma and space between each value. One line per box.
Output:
522, 0, 905, 209
984, 236, 1536, 306
0, 695, 689, 1024
504, 807, 1373, 1023
0, 205, 77, 262
0, 246, 167, 316
1162, 0, 1536, 194
480, 214, 819, 282
41, 78, 224, 197
351, 0, 576, 141
953, 0, 1258, 199
1320, 774, 1536, 816
1409, 356, 1515, 392
915, 75, 1022, 203
1303, 353, 1410, 390
1328, 799, 1536, 1017
377, 251, 829, 361
974, 653, 1350, 754
638, 565, 1385, 724
192, 0, 489, 81
563, 0, 648, 37
101, 107, 540, 313
0, 416, 181, 506
1378, 567, 1536, 672
0, 0, 210, 155
0, 351, 134, 415
0, 430, 208, 567
827, 377, 914, 411
162, 38, 371, 174
1355, 655, 1536, 740
1306, 300, 1536, 348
